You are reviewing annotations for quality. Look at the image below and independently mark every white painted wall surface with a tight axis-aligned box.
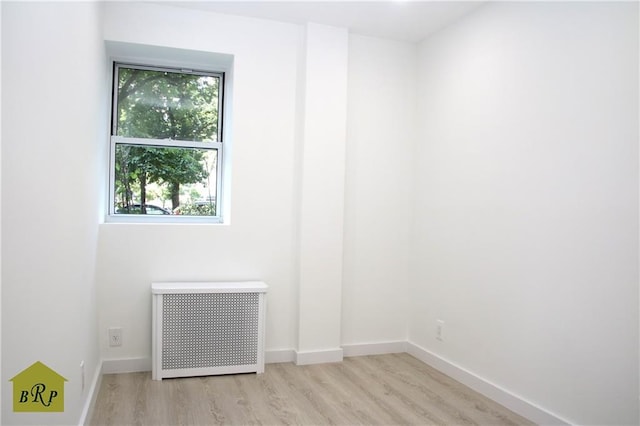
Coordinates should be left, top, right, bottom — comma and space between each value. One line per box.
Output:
342, 35, 415, 345
2, 1, 637, 424
0, 1, 3, 415
1, 2, 106, 424
98, 2, 301, 359
0, 3, 3, 421
297, 23, 348, 358
411, 2, 638, 424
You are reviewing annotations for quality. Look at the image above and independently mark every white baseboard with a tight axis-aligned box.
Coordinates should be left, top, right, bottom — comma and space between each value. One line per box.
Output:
265, 349, 296, 364
102, 357, 151, 374
406, 342, 571, 426
295, 348, 344, 365
78, 361, 104, 426
98, 349, 332, 371
102, 351, 295, 374
342, 341, 407, 357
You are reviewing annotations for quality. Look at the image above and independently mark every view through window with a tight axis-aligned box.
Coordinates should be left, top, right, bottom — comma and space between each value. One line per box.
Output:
110, 63, 224, 219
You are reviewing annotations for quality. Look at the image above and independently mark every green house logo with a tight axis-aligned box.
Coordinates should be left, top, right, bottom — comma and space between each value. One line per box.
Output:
10, 361, 67, 412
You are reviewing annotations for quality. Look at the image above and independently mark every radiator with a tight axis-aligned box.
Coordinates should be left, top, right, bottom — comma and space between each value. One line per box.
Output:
151, 281, 268, 381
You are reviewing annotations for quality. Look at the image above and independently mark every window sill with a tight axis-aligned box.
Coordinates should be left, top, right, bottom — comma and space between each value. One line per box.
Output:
105, 214, 224, 225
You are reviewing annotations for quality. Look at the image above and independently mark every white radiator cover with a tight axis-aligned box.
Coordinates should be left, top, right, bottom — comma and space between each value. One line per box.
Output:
151, 281, 268, 381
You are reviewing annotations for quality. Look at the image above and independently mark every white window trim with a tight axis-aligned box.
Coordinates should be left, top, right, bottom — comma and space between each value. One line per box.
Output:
106, 62, 226, 224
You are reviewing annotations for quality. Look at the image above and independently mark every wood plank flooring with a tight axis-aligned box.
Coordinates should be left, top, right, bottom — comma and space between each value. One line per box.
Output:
90, 353, 535, 425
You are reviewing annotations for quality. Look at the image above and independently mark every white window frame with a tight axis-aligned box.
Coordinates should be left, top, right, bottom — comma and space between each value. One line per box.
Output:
107, 62, 225, 223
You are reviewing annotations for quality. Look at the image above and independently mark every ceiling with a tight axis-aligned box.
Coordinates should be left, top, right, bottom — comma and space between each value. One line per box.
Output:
162, 1, 487, 43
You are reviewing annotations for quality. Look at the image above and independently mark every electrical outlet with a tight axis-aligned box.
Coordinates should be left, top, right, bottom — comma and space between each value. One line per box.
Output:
80, 361, 85, 391
436, 320, 444, 341
108, 327, 123, 347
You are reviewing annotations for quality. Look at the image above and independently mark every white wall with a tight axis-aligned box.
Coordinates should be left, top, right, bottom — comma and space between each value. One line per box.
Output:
411, 2, 638, 424
1, 2, 107, 424
1, 0, 3, 414
2, 2, 637, 424
297, 23, 349, 361
342, 34, 416, 346
97, 3, 416, 368
97, 2, 302, 360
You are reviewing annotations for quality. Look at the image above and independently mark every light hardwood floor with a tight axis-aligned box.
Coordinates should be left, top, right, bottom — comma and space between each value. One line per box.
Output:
90, 353, 535, 425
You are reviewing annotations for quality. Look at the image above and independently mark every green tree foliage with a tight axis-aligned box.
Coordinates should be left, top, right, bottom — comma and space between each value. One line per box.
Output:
175, 202, 216, 216
114, 67, 219, 213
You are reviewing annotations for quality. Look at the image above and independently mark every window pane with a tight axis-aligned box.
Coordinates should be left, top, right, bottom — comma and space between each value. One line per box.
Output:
116, 66, 220, 142
114, 144, 218, 216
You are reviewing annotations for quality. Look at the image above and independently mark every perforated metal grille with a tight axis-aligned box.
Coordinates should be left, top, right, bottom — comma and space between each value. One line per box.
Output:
162, 293, 259, 370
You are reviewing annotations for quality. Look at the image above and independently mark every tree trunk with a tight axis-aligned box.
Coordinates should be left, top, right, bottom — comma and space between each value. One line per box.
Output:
171, 182, 180, 210
140, 174, 147, 214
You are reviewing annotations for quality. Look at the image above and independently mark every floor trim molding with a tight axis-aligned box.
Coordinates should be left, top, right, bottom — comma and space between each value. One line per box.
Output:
78, 361, 103, 426
295, 348, 344, 365
102, 357, 151, 374
265, 349, 296, 364
406, 342, 571, 425
342, 341, 407, 357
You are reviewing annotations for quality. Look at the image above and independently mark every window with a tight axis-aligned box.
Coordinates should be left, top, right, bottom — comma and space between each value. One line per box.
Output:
109, 63, 224, 221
